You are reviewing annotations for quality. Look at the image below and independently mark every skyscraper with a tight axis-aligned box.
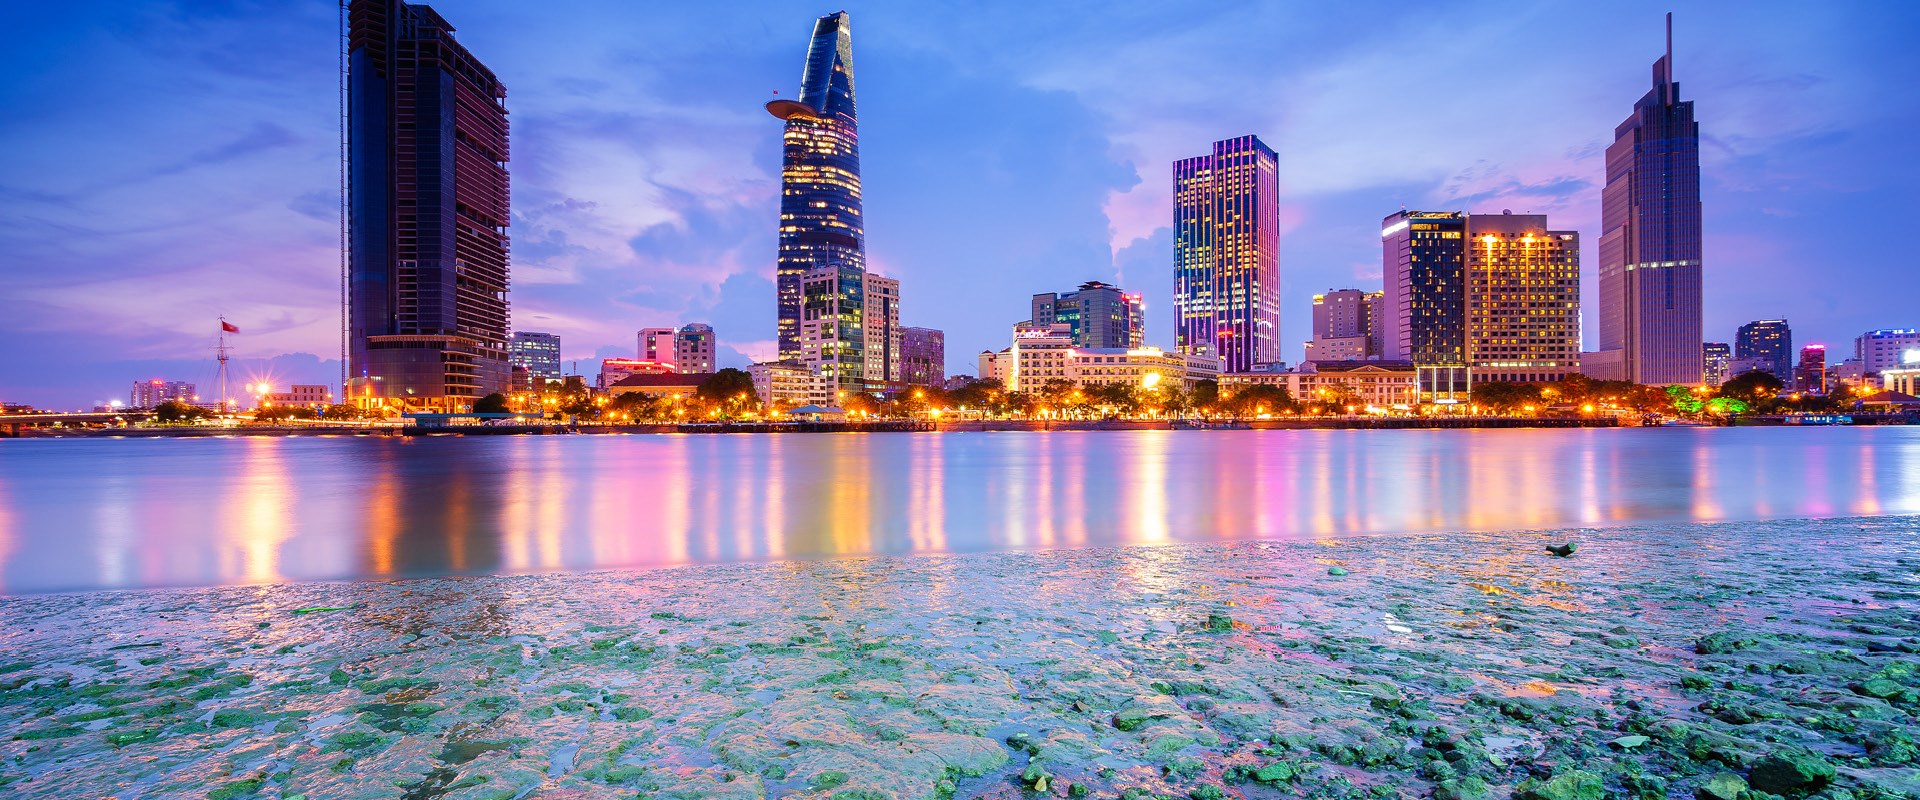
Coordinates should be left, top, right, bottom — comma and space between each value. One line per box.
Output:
1598, 14, 1703, 385
509, 332, 561, 382
1736, 319, 1793, 378
1031, 281, 1144, 350
1380, 210, 1469, 398
1464, 214, 1581, 384
347, 0, 511, 411
1174, 135, 1281, 373
768, 12, 862, 361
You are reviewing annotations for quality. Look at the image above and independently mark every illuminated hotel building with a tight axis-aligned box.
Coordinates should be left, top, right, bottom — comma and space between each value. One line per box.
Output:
1597, 15, 1704, 385
1380, 211, 1469, 399
1174, 135, 1281, 372
1465, 213, 1580, 383
768, 12, 864, 361
347, 0, 512, 410
1032, 280, 1144, 350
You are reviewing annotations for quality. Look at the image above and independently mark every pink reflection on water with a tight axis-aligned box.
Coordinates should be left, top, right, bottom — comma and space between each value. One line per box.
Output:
2, 428, 1918, 594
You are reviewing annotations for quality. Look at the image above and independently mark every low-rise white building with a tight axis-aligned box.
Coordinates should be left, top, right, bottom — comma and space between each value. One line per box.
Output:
750, 360, 827, 409
1220, 361, 1420, 409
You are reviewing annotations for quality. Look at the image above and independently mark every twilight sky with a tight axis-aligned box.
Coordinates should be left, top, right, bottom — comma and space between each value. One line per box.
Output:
2, 1, 1915, 409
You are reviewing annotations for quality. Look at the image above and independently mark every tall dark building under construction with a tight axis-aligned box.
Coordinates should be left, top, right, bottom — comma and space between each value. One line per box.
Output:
347, 0, 511, 410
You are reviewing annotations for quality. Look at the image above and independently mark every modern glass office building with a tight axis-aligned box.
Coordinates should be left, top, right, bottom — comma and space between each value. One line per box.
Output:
1174, 135, 1281, 373
1464, 214, 1581, 384
768, 12, 864, 362
1379, 211, 1469, 400
1598, 15, 1703, 385
347, 0, 512, 410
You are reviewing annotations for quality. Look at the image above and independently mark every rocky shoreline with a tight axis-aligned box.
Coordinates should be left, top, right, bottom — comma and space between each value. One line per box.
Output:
1, 517, 1916, 799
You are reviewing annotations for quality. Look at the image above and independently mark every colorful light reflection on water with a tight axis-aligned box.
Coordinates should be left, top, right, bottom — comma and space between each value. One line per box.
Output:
0, 428, 1916, 594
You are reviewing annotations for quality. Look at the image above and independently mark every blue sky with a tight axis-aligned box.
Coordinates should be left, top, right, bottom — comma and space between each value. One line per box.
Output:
2, 1, 1915, 408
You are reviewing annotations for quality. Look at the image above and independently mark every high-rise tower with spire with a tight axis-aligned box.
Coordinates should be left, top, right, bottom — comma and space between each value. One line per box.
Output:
1597, 13, 1703, 385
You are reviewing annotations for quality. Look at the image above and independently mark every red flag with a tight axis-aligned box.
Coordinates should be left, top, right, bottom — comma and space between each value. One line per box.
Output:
221, 321, 240, 333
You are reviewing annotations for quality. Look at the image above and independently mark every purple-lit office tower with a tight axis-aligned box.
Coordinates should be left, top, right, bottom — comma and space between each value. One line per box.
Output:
768, 12, 863, 361
1597, 14, 1703, 385
347, 0, 512, 411
1174, 136, 1281, 372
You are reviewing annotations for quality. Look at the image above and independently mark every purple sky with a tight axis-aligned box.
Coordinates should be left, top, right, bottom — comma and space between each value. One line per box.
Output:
2, 1, 1915, 409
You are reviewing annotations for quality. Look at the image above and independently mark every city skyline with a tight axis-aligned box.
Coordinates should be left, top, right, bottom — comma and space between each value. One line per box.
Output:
3, 2, 1917, 407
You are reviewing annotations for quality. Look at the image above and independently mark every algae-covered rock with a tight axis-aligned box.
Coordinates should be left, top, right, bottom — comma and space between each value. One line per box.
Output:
1327, 567, 1350, 577
1516, 769, 1604, 800
1252, 761, 1295, 784
1747, 751, 1835, 796
1696, 633, 1755, 655
1609, 735, 1649, 750
1205, 614, 1234, 632
1694, 773, 1747, 800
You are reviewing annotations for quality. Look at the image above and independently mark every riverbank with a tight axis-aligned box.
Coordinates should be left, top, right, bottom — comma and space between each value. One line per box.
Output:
10, 416, 1630, 438
2, 516, 1915, 799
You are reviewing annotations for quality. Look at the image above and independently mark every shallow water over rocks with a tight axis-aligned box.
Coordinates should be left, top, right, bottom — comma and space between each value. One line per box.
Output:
2, 516, 1916, 799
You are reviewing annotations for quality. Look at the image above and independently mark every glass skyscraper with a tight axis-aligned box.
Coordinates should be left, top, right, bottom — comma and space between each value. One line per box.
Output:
347, 0, 511, 410
509, 332, 561, 382
768, 12, 863, 362
1031, 281, 1144, 350
1173, 135, 1281, 373
1598, 15, 1703, 385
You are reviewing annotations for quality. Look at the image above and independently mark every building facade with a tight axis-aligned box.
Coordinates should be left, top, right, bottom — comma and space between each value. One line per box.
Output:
1856, 329, 1920, 376
1174, 135, 1281, 372
131, 380, 196, 409
749, 360, 824, 409
1380, 210, 1470, 399
510, 332, 562, 382
1735, 319, 1793, 378
769, 12, 863, 361
264, 385, 333, 409
1220, 361, 1421, 410
1464, 214, 1581, 384
1305, 289, 1381, 363
863, 275, 900, 389
1067, 348, 1222, 392
638, 327, 675, 365
1597, 16, 1704, 385
798, 264, 867, 398
348, 0, 512, 411
1032, 280, 1144, 350
598, 358, 674, 390
1795, 345, 1827, 394
674, 323, 716, 374
900, 326, 945, 388
1703, 342, 1731, 386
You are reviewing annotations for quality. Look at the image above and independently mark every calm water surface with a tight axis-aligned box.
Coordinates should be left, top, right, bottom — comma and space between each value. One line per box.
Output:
1, 428, 1916, 594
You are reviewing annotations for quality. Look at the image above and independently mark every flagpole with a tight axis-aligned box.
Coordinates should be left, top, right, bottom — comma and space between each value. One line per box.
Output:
217, 317, 231, 414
